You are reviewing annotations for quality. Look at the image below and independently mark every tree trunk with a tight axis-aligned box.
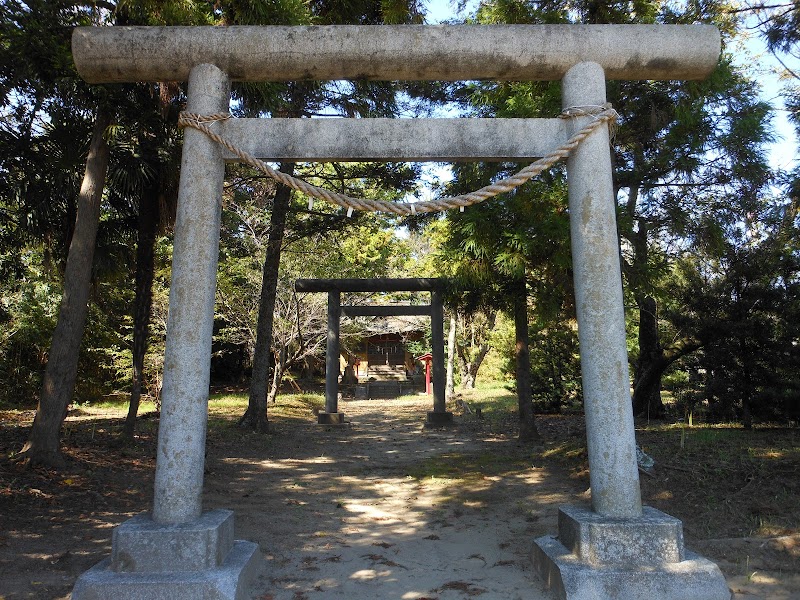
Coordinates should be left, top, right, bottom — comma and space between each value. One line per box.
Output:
266, 348, 286, 406
239, 162, 295, 432
739, 336, 753, 430
457, 345, 476, 389
445, 312, 457, 401
456, 312, 495, 389
632, 295, 665, 418
631, 362, 665, 418
123, 177, 160, 439
457, 346, 470, 389
514, 283, 540, 442
633, 334, 703, 419
20, 108, 112, 466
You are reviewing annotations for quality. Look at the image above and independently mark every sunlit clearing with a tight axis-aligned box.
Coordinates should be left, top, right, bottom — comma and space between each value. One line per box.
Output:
345, 503, 398, 522
350, 569, 391, 580
748, 572, 781, 584
749, 448, 789, 459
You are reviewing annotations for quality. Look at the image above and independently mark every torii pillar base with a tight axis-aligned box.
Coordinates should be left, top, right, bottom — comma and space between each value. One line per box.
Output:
317, 412, 347, 426
424, 410, 454, 427
72, 510, 263, 600
531, 505, 730, 600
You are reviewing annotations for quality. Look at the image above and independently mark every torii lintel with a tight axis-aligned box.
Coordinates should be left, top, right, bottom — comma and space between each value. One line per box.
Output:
72, 24, 720, 84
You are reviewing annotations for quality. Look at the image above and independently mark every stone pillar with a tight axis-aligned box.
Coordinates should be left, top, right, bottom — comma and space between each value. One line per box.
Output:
531, 62, 729, 600
319, 289, 346, 424
562, 61, 641, 517
153, 63, 230, 525
72, 64, 262, 600
426, 289, 453, 427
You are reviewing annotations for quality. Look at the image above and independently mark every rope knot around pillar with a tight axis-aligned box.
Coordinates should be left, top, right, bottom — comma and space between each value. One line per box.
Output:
560, 103, 619, 140
559, 102, 615, 118
178, 111, 232, 128
177, 106, 618, 216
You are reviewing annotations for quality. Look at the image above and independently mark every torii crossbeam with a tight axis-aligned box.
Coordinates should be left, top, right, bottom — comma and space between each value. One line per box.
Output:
70, 24, 729, 600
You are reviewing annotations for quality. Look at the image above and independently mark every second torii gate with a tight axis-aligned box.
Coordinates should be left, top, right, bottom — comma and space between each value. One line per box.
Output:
295, 277, 453, 427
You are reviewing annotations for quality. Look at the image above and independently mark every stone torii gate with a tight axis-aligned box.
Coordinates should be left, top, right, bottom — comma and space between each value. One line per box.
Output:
70, 24, 729, 600
294, 277, 453, 427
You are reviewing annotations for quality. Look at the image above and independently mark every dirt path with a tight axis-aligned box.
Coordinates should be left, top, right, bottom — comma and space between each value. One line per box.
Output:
204, 397, 800, 600
208, 397, 573, 599
2, 395, 798, 599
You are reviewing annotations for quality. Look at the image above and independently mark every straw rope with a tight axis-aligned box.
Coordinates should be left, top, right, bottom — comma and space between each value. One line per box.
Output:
177, 105, 617, 216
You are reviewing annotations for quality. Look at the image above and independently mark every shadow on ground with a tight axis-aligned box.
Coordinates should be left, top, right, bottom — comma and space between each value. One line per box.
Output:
1, 397, 798, 599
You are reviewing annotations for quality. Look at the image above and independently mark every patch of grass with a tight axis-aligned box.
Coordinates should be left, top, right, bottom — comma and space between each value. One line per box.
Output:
452, 385, 519, 433
207, 392, 324, 422
459, 384, 515, 405
208, 392, 248, 413
204, 393, 324, 445
748, 445, 800, 460
86, 394, 155, 411
272, 393, 324, 420
473, 392, 517, 416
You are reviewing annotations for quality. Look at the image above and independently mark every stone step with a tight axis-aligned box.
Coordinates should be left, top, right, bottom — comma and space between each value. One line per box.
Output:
363, 381, 423, 398
367, 365, 407, 381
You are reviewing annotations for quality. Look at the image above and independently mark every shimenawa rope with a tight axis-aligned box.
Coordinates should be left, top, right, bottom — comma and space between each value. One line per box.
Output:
177, 105, 617, 216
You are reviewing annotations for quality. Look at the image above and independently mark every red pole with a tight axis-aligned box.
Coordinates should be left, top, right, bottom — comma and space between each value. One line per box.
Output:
425, 358, 431, 395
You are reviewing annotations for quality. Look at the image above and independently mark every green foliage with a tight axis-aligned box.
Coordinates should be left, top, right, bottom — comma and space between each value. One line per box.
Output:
215, 172, 415, 380
440, 0, 790, 425
404, 334, 431, 365
751, 0, 800, 58
1, 0, 797, 433
664, 226, 800, 425
0, 0, 433, 412
527, 318, 583, 413
0, 251, 59, 405
115, 0, 215, 25
0, 239, 149, 407
488, 306, 582, 412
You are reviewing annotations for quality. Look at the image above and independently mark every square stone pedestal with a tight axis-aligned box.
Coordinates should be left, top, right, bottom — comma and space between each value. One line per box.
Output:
317, 412, 347, 425
425, 410, 454, 427
532, 505, 730, 600
72, 509, 262, 600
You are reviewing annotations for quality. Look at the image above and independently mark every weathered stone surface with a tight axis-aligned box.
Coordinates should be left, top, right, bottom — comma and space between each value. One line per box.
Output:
220, 117, 571, 162
528, 61, 729, 600
431, 290, 446, 415
532, 504, 729, 600
111, 510, 234, 573
532, 534, 730, 600
558, 505, 684, 566
69, 19, 727, 600
425, 411, 454, 427
72, 539, 262, 600
325, 291, 341, 415
152, 63, 230, 526
72, 25, 720, 84
563, 61, 641, 518
317, 412, 347, 425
